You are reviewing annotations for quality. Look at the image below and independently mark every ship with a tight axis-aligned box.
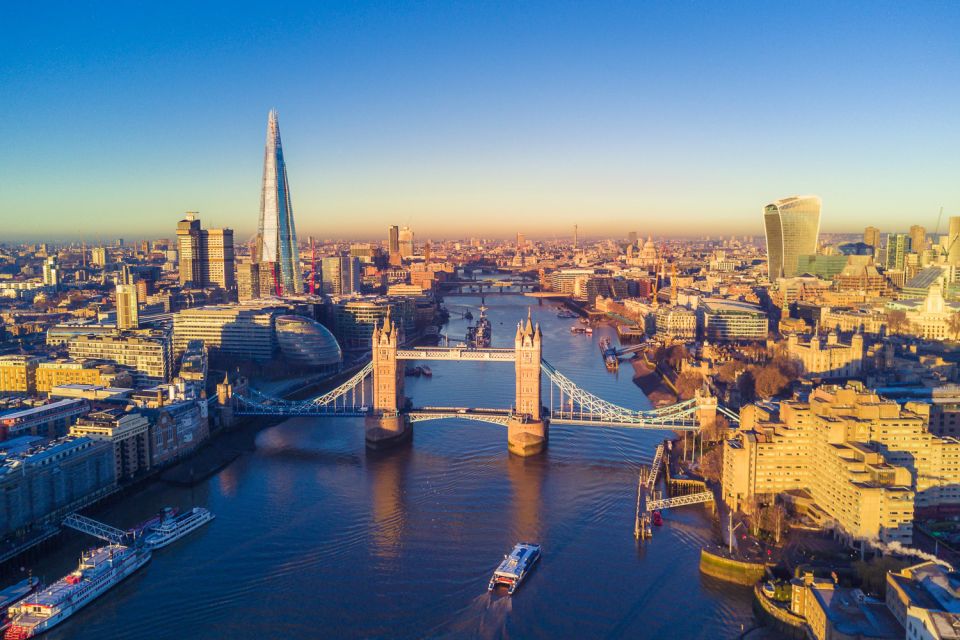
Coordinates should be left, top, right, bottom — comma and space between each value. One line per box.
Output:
599, 338, 619, 371
5, 544, 151, 639
488, 542, 541, 595
0, 578, 40, 632
144, 507, 215, 550
465, 306, 492, 348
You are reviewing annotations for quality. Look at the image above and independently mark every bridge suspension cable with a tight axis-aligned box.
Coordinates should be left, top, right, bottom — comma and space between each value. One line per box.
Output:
234, 362, 373, 416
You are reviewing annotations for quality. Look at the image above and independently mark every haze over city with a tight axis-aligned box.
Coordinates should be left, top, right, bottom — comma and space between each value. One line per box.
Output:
2, 1, 958, 240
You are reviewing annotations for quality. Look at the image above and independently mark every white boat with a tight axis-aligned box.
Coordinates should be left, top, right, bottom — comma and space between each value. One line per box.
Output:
0, 578, 40, 632
5, 545, 150, 638
488, 542, 541, 594
144, 507, 214, 550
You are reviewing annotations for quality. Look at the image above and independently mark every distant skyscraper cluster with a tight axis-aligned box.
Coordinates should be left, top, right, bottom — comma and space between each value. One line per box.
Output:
256, 110, 303, 295
762, 195, 821, 280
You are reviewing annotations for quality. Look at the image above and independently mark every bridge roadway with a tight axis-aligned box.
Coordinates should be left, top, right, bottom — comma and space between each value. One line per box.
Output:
396, 347, 515, 361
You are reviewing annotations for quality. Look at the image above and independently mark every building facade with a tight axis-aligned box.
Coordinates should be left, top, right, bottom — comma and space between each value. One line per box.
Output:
176, 214, 236, 291
255, 110, 303, 295
763, 195, 822, 280
67, 332, 173, 385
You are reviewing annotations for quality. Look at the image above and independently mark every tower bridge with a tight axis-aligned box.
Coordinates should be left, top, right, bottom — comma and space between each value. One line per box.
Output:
231, 310, 736, 456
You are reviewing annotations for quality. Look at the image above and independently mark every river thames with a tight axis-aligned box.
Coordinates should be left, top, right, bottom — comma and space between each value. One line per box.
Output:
31, 293, 754, 639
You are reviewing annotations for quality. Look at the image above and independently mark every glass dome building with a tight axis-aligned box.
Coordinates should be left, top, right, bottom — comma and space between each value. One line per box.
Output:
275, 315, 343, 373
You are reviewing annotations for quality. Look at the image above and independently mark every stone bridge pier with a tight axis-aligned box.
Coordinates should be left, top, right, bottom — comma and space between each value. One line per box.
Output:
508, 311, 548, 457
365, 310, 412, 449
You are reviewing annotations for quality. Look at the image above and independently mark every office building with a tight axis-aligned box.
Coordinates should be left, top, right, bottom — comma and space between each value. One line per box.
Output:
388, 225, 400, 256
864, 226, 881, 250
699, 299, 767, 342
116, 283, 139, 330
172, 302, 289, 362
237, 262, 261, 301
0, 398, 90, 439
176, 213, 235, 290
763, 195, 822, 279
36, 360, 114, 394
0, 436, 116, 540
909, 225, 927, 254
255, 110, 303, 295
91, 247, 108, 266
328, 296, 415, 351
884, 233, 912, 271
68, 332, 173, 385
320, 256, 362, 295
654, 306, 697, 340
275, 316, 343, 373
398, 226, 414, 258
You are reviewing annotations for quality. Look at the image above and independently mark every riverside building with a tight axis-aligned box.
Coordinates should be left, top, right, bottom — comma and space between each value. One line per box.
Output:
723, 384, 960, 546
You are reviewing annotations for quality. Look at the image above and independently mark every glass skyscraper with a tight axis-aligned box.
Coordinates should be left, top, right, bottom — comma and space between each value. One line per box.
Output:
763, 195, 821, 280
256, 110, 303, 295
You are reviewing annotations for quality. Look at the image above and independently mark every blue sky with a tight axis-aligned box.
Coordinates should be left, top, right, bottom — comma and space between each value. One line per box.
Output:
1, 1, 958, 241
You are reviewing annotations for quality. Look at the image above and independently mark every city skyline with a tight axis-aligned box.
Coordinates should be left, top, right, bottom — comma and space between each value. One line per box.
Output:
1, 2, 959, 240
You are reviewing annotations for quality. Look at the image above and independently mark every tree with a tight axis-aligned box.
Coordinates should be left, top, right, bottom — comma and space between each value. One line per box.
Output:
665, 344, 689, 370
885, 309, 909, 336
948, 312, 960, 341
767, 503, 787, 544
702, 414, 730, 444
737, 369, 757, 403
717, 360, 747, 384
675, 370, 705, 400
700, 446, 723, 483
754, 365, 790, 399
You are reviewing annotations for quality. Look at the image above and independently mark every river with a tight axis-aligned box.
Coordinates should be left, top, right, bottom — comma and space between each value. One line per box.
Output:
29, 293, 754, 639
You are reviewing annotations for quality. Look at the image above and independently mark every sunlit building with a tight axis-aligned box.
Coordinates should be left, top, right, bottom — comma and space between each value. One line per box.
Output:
255, 110, 303, 295
763, 195, 822, 280
275, 316, 343, 373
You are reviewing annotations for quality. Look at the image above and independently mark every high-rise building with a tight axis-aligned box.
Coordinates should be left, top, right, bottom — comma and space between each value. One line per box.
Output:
573, 224, 579, 249
388, 225, 400, 256
42, 256, 60, 288
948, 217, 960, 265
255, 110, 303, 295
884, 233, 912, 271
627, 231, 638, 246
864, 226, 881, 249
115, 284, 139, 330
909, 225, 926, 254
237, 262, 261, 301
320, 256, 362, 295
398, 226, 414, 258
762, 195, 822, 280
91, 247, 108, 266
175, 213, 235, 290
516, 232, 526, 250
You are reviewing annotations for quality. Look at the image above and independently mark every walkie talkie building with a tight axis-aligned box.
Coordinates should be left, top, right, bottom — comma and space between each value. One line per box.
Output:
763, 195, 821, 281
256, 110, 303, 295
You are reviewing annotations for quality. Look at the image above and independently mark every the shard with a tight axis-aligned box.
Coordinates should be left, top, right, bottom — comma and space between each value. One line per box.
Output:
256, 110, 303, 295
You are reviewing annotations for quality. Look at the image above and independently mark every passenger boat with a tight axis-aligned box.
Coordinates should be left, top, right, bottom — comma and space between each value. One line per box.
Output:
420, 366, 433, 377
4, 545, 151, 639
144, 507, 214, 550
488, 542, 541, 595
0, 578, 40, 632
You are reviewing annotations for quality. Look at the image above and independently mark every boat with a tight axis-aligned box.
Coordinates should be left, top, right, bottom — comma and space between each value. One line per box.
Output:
420, 366, 433, 377
652, 510, 663, 526
144, 507, 215, 550
488, 542, 541, 595
404, 366, 421, 377
0, 578, 40, 632
464, 310, 474, 320
466, 306, 492, 348
584, 327, 593, 335
599, 337, 618, 371
5, 545, 151, 638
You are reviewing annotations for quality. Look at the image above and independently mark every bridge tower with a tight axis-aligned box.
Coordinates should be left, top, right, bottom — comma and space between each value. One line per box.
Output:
366, 309, 411, 448
695, 388, 717, 431
509, 310, 548, 456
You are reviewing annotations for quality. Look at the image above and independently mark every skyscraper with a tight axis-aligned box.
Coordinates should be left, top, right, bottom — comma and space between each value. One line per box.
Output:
864, 226, 881, 249
388, 225, 400, 256
398, 226, 414, 258
320, 256, 362, 295
909, 225, 926, 254
256, 110, 303, 295
116, 283, 139, 330
884, 233, 911, 270
763, 195, 822, 280
948, 217, 960, 266
176, 213, 235, 291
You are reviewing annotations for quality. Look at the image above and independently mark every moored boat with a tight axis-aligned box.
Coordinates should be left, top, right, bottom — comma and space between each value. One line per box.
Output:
0, 578, 40, 632
5, 544, 151, 639
488, 542, 541, 595
144, 507, 214, 550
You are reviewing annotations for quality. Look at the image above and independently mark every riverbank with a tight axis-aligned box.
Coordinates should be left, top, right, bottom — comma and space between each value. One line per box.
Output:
630, 355, 678, 407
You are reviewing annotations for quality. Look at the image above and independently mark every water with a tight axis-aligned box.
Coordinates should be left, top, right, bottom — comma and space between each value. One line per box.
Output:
29, 294, 754, 639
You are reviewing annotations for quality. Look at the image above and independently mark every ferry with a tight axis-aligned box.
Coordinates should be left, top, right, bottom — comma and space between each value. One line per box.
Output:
5, 545, 151, 639
0, 578, 40, 632
488, 542, 541, 595
144, 507, 214, 550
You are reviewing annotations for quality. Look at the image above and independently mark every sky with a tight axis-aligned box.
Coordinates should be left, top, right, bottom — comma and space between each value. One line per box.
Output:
1, 1, 958, 242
